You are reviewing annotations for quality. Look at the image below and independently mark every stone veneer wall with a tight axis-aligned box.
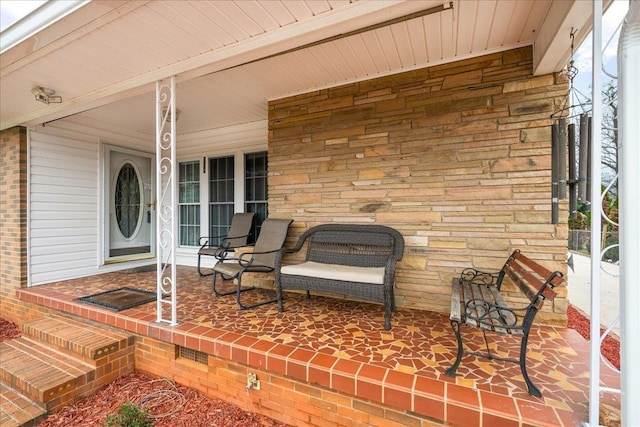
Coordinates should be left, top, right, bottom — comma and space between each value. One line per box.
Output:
0, 127, 28, 323
268, 47, 569, 325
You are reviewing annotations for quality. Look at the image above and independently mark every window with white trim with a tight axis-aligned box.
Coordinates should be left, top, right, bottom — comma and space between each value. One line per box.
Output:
180, 152, 268, 249
208, 156, 235, 246
245, 151, 268, 244
178, 161, 200, 246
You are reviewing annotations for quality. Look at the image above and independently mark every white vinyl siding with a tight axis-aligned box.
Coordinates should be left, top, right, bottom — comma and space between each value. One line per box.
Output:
27, 121, 267, 279
29, 130, 99, 285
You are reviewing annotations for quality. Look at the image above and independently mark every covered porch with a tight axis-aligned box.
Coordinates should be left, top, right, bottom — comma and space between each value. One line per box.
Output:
16, 266, 620, 426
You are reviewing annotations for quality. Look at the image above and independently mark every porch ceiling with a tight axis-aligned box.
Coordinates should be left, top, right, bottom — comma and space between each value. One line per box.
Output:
1, 0, 595, 136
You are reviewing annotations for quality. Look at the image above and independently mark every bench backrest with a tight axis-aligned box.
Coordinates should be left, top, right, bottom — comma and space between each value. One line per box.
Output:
497, 250, 563, 309
294, 224, 404, 268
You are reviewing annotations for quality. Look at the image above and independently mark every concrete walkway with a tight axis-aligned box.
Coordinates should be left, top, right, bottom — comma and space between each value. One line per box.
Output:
567, 252, 620, 335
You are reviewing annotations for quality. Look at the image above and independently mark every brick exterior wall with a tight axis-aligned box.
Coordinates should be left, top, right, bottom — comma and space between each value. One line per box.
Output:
0, 126, 28, 323
268, 47, 569, 325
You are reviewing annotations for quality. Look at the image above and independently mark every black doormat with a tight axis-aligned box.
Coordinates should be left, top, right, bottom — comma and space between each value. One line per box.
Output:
75, 287, 159, 311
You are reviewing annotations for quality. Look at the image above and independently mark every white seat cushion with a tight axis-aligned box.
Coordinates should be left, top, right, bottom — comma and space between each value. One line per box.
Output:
280, 261, 385, 285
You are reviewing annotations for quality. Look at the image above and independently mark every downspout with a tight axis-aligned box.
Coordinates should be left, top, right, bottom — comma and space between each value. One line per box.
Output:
617, 1, 640, 425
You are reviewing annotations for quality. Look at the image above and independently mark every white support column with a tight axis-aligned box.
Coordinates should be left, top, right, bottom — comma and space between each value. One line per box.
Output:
588, 1, 603, 425
155, 76, 178, 326
618, 1, 640, 424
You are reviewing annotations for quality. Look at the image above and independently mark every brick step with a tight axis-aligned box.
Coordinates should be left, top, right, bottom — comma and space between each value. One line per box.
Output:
21, 315, 134, 365
0, 382, 46, 427
0, 338, 94, 410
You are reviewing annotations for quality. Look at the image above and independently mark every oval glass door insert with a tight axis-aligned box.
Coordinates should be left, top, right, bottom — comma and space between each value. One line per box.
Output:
114, 162, 141, 238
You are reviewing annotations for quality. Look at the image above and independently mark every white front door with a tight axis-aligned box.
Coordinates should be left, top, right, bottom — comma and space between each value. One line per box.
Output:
105, 146, 155, 262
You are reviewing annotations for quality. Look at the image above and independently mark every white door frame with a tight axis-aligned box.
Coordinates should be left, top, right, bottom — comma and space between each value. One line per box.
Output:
102, 143, 156, 264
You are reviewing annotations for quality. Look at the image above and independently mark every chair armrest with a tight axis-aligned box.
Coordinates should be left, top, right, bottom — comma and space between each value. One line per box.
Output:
232, 248, 281, 268
199, 234, 228, 247
220, 233, 251, 247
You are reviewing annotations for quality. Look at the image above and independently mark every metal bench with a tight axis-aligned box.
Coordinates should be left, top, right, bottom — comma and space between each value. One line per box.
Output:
445, 249, 563, 397
274, 224, 404, 330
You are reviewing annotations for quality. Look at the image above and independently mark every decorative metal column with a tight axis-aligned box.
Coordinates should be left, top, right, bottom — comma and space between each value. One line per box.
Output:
155, 76, 178, 326
588, 2, 603, 424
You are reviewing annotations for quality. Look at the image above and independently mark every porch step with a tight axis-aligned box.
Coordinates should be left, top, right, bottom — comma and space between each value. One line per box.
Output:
21, 315, 134, 365
0, 382, 46, 427
0, 338, 94, 410
0, 315, 136, 425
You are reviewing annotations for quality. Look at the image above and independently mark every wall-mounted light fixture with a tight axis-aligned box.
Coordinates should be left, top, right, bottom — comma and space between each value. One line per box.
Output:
31, 86, 62, 104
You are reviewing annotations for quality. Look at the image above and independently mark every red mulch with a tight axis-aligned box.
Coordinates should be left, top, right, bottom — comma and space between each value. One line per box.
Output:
0, 317, 21, 342
35, 372, 290, 427
566, 304, 620, 369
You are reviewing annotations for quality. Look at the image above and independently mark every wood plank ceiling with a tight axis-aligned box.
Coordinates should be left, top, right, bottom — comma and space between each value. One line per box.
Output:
0, 0, 564, 136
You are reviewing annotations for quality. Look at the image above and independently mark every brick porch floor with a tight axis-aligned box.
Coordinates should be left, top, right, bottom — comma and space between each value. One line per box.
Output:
16, 265, 620, 426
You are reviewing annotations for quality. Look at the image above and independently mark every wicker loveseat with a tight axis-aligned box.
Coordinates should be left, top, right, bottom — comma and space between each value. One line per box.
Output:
274, 224, 405, 330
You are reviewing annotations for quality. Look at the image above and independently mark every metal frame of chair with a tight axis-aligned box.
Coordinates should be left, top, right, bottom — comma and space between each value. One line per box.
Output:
197, 212, 255, 276
212, 218, 293, 309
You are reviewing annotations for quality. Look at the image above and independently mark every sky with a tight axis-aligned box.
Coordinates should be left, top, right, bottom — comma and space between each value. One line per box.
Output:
0, 0, 47, 32
570, 0, 629, 109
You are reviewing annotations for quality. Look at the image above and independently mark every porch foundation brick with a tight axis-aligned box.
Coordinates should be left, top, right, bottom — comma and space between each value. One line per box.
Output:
134, 334, 441, 427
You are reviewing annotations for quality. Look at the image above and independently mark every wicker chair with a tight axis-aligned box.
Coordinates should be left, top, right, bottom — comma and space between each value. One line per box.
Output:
212, 218, 293, 309
197, 213, 255, 276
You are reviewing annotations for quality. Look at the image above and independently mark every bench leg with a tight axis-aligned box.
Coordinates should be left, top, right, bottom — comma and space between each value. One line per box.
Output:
445, 320, 463, 377
519, 332, 542, 397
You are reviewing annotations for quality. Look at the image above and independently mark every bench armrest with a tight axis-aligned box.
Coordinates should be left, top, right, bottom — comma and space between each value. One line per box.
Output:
460, 268, 502, 286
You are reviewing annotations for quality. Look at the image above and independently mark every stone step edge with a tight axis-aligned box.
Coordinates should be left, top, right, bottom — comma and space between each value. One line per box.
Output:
21, 314, 134, 363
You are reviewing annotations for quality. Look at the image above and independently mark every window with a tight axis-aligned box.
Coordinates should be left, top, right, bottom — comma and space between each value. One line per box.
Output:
178, 153, 268, 249
178, 161, 200, 246
209, 156, 234, 245
245, 152, 268, 243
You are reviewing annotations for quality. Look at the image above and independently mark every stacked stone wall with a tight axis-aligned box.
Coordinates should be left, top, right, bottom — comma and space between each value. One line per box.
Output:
268, 47, 569, 324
